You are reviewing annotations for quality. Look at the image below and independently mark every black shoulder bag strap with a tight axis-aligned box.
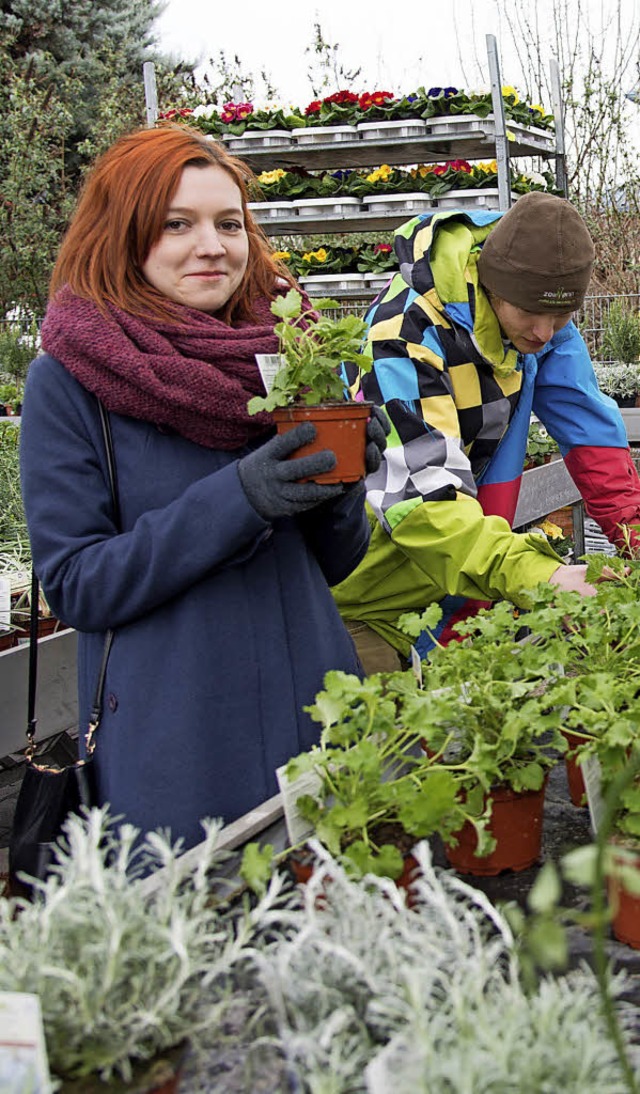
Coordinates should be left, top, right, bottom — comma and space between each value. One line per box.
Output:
26, 401, 119, 759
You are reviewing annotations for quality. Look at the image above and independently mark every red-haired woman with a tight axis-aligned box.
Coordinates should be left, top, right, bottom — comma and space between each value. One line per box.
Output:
19, 124, 387, 853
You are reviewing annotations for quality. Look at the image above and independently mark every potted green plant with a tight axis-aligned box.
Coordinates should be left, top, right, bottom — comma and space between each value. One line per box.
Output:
0, 807, 278, 1090
248, 288, 374, 483
396, 598, 571, 876
282, 669, 475, 884
524, 419, 560, 468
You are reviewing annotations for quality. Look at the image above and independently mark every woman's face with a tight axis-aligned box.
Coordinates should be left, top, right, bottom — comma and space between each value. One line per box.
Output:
142, 164, 250, 314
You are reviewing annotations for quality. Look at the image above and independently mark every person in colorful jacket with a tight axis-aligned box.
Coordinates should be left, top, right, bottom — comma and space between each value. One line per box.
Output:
332, 191, 640, 668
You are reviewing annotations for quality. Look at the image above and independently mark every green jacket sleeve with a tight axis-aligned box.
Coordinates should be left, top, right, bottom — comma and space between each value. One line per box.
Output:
390, 493, 562, 605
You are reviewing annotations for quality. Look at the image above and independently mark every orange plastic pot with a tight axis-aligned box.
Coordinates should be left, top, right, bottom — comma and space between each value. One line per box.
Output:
561, 729, 590, 808
607, 843, 640, 949
272, 401, 373, 483
444, 780, 547, 876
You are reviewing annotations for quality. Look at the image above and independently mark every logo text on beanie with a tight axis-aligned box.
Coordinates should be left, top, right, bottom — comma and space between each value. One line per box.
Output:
541, 288, 576, 303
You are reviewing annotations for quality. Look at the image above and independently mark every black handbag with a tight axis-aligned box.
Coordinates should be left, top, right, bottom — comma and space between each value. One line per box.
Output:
9, 402, 119, 897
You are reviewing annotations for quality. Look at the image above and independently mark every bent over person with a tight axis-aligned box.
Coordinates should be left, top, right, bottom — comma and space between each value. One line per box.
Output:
332, 191, 640, 670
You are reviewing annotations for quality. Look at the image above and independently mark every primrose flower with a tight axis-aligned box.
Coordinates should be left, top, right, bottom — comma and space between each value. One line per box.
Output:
366, 164, 394, 184
192, 103, 217, 120
359, 90, 395, 109
540, 519, 564, 539
502, 85, 520, 104
305, 100, 322, 115
302, 248, 328, 264
257, 169, 287, 185
374, 243, 393, 255
272, 250, 291, 262
427, 86, 459, 98
473, 161, 498, 175
411, 163, 434, 178
236, 102, 254, 119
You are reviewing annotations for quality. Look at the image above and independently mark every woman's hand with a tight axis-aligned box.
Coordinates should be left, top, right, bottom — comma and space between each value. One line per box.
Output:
238, 423, 344, 521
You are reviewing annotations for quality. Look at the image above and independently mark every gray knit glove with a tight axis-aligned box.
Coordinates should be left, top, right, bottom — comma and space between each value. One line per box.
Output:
365, 405, 391, 474
238, 422, 344, 521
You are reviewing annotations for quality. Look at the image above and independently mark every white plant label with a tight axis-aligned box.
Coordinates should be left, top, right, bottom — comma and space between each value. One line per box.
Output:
254, 353, 284, 395
276, 763, 321, 845
0, 992, 51, 1092
410, 644, 423, 686
0, 576, 10, 631
582, 753, 605, 835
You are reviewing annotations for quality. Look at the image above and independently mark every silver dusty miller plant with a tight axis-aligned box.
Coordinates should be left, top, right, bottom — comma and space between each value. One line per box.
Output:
234, 841, 639, 1094
0, 806, 287, 1085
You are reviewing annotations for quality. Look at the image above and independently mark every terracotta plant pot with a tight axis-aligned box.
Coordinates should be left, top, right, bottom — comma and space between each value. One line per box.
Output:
607, 842, 640, 949
272, 401, 373, 483
561, 729, 590, 808
444, 781, 547, 876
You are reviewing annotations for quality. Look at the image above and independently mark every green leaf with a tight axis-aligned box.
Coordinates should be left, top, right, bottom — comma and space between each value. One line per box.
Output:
239, 842, 274, 896
528, 861, 562, 914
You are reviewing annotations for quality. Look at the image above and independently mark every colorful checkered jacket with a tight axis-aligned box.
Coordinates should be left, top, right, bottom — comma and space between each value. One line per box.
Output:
332, 208, 640, 655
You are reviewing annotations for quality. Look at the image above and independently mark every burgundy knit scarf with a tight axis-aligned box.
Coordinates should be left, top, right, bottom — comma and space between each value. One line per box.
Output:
41, 286, 281, 449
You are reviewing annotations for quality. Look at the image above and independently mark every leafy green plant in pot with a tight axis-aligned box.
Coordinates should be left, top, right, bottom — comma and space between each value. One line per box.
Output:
282, 668, 477, 885
248, 289, 374, 483
399, 599, 567, 876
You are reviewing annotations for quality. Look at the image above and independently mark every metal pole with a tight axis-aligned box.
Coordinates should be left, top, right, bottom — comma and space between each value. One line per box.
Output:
549, 58, 569, 197
486, 33, 512, 211
143, 61, 158, 128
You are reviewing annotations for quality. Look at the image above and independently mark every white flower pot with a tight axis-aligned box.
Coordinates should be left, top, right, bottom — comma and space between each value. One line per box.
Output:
363, 272, 394, 292
248, 201, 296, 221
361, 192, 436, 215
356, 119, 427, 140
299, 272, 368, 294
423, 114, 488, 138
291, 125, 359, 144
292, 196, 361, 217
224, 129, 294, 150
434, 188, 517, 210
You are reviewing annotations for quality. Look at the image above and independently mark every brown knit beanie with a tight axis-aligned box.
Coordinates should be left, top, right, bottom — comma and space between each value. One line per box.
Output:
477, 192, 594, 312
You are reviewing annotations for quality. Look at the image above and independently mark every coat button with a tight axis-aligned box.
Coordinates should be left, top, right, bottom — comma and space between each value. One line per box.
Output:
107, 693, 118, 712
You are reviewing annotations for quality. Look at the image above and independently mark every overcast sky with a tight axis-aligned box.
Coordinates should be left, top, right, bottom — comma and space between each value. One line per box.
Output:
153, 0, 536, 107
153, 0, 640, 150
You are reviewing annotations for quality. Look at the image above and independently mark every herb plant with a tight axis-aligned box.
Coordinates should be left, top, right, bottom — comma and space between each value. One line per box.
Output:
247, 288, 373, 413
0, 807, 283, 1085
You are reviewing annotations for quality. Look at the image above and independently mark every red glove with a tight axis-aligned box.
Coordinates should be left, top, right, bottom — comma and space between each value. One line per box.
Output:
564, 445, 640, 554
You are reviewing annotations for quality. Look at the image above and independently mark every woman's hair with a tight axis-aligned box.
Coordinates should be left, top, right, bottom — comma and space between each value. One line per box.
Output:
50, 123, 295, 324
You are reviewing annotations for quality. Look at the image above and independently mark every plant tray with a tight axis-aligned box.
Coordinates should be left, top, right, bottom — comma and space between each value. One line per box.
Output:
357, 119, 427, 140
360, 192, 436, 214
248, 201, 298, 221
299, 273, 368, 293
434, 188, 518, 210
292, 196, 361, 216
224, 129, 294, 150
291, 125, 359, 144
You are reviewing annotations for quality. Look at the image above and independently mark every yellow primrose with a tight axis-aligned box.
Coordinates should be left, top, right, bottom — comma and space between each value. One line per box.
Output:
411, 163, 433, 178
540, 519, 564, 540
257, 169, 287, 184
474, 161, 498, 174
366, 164, 393, 184
272, 250, 291, 261
531, 104, 545, 115
502, 85, 520, 104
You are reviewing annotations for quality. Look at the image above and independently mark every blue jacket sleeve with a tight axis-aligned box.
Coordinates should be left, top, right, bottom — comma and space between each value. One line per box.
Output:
532, 322, 628, 453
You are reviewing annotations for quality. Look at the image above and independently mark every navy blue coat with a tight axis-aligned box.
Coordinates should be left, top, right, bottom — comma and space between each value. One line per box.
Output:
20, 355, 369, 849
